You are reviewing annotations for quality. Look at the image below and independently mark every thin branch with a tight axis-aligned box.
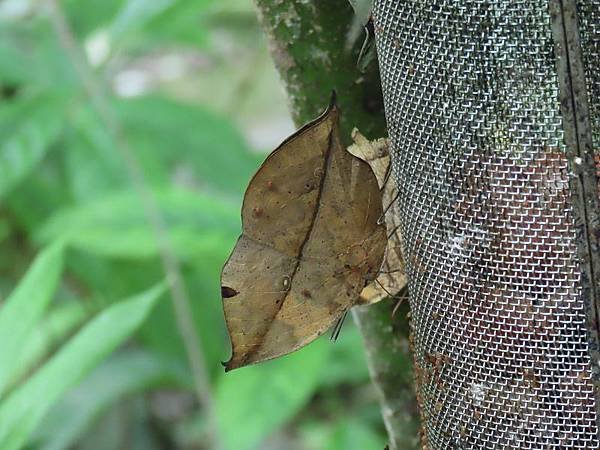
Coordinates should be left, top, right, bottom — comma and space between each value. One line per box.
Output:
45, 2, 221, 448
352, 301, 419, 450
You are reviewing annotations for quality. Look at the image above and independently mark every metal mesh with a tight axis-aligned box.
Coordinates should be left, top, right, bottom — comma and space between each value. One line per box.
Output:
372, 1, 599, 448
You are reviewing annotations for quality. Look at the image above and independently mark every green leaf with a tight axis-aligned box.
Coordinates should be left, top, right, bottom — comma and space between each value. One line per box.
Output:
37, 184, 236, 377
139, 260, 229, 381
3, 165, 74, 236
140, 0, 215, 46
33, 349, 189, 450
0, 40, 30, 85
110, 0, 214, 47
61, 106, 128, 202
1, 95, 74, 233
0, 22, 78, 89
216, 338, 330, 450
302, 417, 387, 450
115, 95, 260, 195
63, 96, 258, 202
6, 302, 88, 394
37, 188, 240, 261
323, 418, 386, 450
110, 0, 176, 39
0, 242, 64, 397
62, 0, 126, 38
0, 283, 166, 450
0, 95, 64, 199
320, 322, 371, 387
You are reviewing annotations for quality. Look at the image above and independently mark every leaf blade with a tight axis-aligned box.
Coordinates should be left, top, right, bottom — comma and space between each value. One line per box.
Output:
33, 349, 188, 450
0, 95, 64, 199
5, 302, 88, 395
0, 242, 65, 397
216, 338, 329, 450
36, 188, 240, 260
0, 283, 166, 450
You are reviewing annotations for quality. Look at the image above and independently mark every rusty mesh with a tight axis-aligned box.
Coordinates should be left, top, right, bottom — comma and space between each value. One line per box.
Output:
372, 1, 599, 448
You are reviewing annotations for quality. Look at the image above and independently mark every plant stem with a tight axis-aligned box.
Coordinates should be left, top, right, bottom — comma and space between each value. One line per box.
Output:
352, 301, 420, 450
253, 1, 419, 448
46, 2, 221, 448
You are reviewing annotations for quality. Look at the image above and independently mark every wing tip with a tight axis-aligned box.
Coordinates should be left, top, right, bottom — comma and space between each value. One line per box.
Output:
328, 89, 338, 110
222, 355, 245, 372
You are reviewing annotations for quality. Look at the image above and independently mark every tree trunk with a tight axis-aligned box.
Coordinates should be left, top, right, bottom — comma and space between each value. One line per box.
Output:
253, 1, 419, 448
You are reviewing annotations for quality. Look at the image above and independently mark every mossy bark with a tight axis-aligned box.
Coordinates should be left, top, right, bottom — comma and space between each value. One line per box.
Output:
254, 0, 384, 140
253, 1, 419, 448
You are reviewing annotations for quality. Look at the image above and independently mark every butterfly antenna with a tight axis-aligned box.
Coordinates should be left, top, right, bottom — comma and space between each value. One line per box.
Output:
377, 191, 401, 224
391, 297, 405, 317
375, 278, 395, 299
387, 224, 402, 240
330, 311, 348, 341
391, 286, 409, 317
378, 268, 404, 275
380, 162, 393, 193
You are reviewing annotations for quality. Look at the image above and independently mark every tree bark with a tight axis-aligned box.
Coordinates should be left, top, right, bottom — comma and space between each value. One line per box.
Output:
253, 0, 384, 139
253, 1, 419, 448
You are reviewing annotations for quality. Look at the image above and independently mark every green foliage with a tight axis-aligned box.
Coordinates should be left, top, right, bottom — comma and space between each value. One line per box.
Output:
217, 339, 330, 450
109, 0, 216, 47
0, 0, 388, 449
115, 96, 262, 194
8, 302, 89, 391
323, 324, 372, 387
0, 242, 64, 396
33, 349, 189, 450
303, 416, 385, 450
0, 95, 65, 199
37, 188, 240, 260
0, 272, 165, 449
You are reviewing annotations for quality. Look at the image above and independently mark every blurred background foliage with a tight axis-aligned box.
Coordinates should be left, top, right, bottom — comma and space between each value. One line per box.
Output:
0, 0, 388, 449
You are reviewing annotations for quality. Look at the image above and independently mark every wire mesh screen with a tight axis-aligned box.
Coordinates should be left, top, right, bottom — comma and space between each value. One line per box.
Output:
372, 1, 599, 448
